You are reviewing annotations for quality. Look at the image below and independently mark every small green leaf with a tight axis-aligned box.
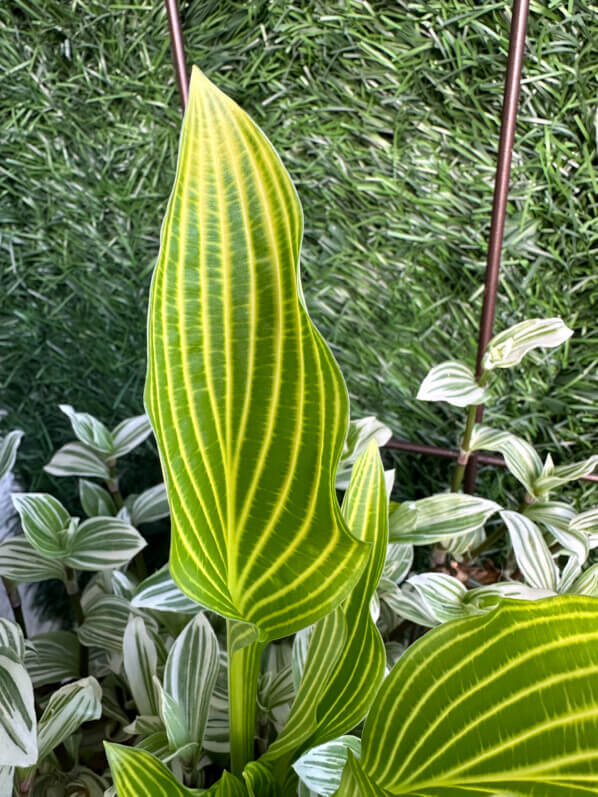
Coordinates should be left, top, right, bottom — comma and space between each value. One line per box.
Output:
294, 736, 361, 796
64, 517, 147, 570
0, 537, 66, 583
501, 510, 559, 591
469, 424, 543, 495
416, 361, 488, 407
24, 631, 80, 687
44, 442, 110, 479
111, 414, 153, 458
37, 677, 102, 761
11, 493, 72, 559
389, 493, 500, 545
130, 483, 170, 525
482, 317, 573, 370
59, 405, 115, 455
0, 430, 23, 480
0, 652, 37, 766
79, 479, 116, 518
132, 565, 203, 613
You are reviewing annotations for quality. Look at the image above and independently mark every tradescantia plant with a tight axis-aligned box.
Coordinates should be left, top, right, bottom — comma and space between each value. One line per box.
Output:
0, 66, 597, 796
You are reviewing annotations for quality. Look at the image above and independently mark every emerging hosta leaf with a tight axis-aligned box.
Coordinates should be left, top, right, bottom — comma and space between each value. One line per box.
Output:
533, 454, 598, 496
132, 565, 202, 613
0, 430, 23, 479
24, 631, 80, 687
335, 417, 392, 489
37, 677, 102, 761
416, 361, 488, 408
130, 483, 170, 525
0, 537, 66, 583
266, 442, 387, 763
144, 66, 368, 640
44, 442, 110, 480
482, 317, 573, 370
64, 517, 147, 570
337, 597, 598, 795
469, 424, 542, 495
501, 510, 559, 591
59, 405, 115, 455
0, 652, 37, 766
389, 493, 500, 545
111, 414, 153, 458
79, 479, 116, 518
11, 493, 72, 558
294, 736, 361, 797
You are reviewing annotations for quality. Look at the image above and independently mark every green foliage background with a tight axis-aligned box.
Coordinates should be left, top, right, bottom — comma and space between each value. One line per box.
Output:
1, 1, 597, 503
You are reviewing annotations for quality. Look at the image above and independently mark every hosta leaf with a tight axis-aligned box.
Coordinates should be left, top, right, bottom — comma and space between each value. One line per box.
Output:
44, 442, 110, 479
334, 753, 382, 797
0, 652, 36, 766
338, 597, 598, 795
524, 501, 587, 563
501, 510, 559, 591
24, 631, 80, 687
163, 613, 220, 749
130, 483, 170, 525
294, 736, 361, 797
123, 616, 159, 717
11, 493, 72, 558
335, 417, 392, 489
416, 361, 488, 407
144, 66, 368, 641
482, 317, 573, 370
132, 565, 203, 613
0, 537, 66, 583
533, 454, 598, 495
64, 517, 147, 570
389, 493, 500, 545
59, 405, 115, 455
0, 430, 23, 479
37, 677, 102, 761
469, 424, 542, 495
79, 479, 116, 518
111, 414, 153, 458
266, 442, 387, 762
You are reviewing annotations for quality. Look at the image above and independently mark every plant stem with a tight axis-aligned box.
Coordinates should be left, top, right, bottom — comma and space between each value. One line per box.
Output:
227, 620, 263, 777
105, 462, 124, 510
451, 371, 489, 493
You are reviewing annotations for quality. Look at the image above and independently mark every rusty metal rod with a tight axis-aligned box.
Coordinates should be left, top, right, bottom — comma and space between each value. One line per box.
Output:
464, 0, 530, 493
165, 0, 189, 110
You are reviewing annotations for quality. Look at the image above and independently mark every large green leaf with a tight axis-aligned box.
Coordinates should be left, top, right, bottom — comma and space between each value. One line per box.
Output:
334, 596, 598, 795
144, 66, 367, 641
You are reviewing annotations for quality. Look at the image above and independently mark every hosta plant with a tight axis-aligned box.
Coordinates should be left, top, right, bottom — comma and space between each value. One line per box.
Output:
0, 67, 596, 796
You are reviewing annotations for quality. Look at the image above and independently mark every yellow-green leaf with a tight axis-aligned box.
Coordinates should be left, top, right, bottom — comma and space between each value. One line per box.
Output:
145, 67, 367, 641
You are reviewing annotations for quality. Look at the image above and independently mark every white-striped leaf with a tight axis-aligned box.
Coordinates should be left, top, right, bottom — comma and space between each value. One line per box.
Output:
0, 766, 13, 795
416, 361, 488, 407
400, 573, 469, 625
258, 663, 294, 734
0, 430, 23, 479
144, 67, 368, 641
469, 424, 542, 495
79, 479, 116, 518
111, 414, 153, 458
336, 597, 598, 795
266, 442, 387, 763
501, 510, 559, 591
335, 417, 392, 489
130, 483, 170, 526
132, 565, 202, 614
482, 317, 573, 370
0, 652, 36, 766
59, 405, 115, 455
123, 616, 159, 717
380, 581, 441, 627
381, 543, 413, 584
464, 582, 556, 611
389, 493, 500, 545
533, 454, 598, 496
0, 537, 66, 583
24, 631, 80, 687
294, 736, 361, 797
37, 677, 102, 761
162, 613, 220, 751
44, 442, 110, 480
0, 619, 24, 662
524, 501, 588, 563
155, 679, 190, 755
568, 564, 598, 598
77, 596, 131, 653
64, 517, 147, 571
570, 507, 598, 537
11, 492, 73, 559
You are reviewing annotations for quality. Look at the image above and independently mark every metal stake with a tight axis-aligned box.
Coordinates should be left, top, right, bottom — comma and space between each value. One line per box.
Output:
165, 0, 189, 110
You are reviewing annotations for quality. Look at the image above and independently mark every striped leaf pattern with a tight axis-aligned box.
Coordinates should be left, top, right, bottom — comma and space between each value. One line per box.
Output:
482, 317, 573, 370
77, 596, 131, 653
11, 493, 72, 558
394, 573, 469, 627
130, 483, 170, 525
123, 616, 159, 717
59, 405, 115, 455
524, 502, 588, 563
340, 597, 598, 795
501, 510, 559, 591
111, 414, 153, 458
64, 517, 147, 570
0, 430, 23, 479
389, 493, 500, 545
132, 565, 202, 614
294, 736, 361, 797
266, 442, 387, 763
79, 479, 116, 518
469, 424, 542, 495
0, 652, 37, 766
37, 677, 102, 761
335, 417, 391, 489
45, 442, 110, 479
144, 66, 368, 640
570, 508, 598, 549
24, 631, 80, 687
534, 454, 598, 496
416, 361, 488, 408
0, 537, 66, 583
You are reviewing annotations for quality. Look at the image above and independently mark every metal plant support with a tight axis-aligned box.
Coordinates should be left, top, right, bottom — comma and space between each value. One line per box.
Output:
164, 0, 598, 488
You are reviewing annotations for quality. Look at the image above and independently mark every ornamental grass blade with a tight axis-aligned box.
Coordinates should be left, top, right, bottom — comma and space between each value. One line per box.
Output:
336, 596, 598, 795
144, 66, 368, 641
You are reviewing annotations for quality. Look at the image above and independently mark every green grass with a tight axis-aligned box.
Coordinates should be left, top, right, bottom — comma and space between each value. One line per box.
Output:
1, 1, 596, 505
